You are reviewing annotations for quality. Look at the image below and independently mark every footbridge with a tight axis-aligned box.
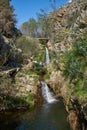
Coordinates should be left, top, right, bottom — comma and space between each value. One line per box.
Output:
35, 38, 49, 44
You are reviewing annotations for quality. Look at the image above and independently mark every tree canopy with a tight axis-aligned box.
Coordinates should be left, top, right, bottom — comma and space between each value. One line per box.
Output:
21, 18, 38, 37
0, 0, 19, 38
20, 9, 52, 38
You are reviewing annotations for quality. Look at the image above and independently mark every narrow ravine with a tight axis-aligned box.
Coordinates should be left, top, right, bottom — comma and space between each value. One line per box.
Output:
0, 82, 71, 130
0, 43, 71, 130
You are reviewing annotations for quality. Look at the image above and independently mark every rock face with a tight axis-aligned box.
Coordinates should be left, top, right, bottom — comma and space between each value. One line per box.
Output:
0, 65, 38, 111
0, 34, 23, 68
0, 35, 11, 66
15, 67, 37, 96
0, 34, 38, 111
47, 0, 87, 129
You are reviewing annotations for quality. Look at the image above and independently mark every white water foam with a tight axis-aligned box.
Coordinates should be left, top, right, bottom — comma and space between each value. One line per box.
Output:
41, 81, 57, 103
46, 47, 50, 65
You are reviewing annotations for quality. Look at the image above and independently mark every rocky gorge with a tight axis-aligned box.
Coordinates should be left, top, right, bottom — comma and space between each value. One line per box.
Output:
0, 0, 87, 130
46, 0, 87, 129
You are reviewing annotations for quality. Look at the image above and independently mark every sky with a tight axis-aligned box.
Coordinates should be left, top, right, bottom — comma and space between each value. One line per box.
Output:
11, 0, 71, 28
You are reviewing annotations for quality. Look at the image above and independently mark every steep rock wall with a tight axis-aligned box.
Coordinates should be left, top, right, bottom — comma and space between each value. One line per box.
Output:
47, 0, 87, 129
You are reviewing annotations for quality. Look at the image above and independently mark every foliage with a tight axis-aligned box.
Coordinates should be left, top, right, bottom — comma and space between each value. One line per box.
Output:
3, 95, 26, 106
20, 18, 38, 37
20, 92, 35, 107
44, 73, 50, 79
21, 9, 53, 38
63, 51, 83, 81
62, 35, 87, 99
4, 92, 35, 107
34, 49, 46, 63
36, 67, 47, 76
0, 0, 18, 37
24, 69, 36, 75
16, 36, 39, 56
37, 9, 52, 38
50, 51, 56, 61
63, 36, 87, 84
73, 80, 87, 98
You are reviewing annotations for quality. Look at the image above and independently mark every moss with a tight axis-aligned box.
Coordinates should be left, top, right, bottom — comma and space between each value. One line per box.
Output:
20, 92, 35, 107
44, 73, 50, 79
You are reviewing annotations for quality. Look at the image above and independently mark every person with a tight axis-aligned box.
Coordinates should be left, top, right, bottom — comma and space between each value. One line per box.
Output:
39, 62, 43, 68
33, 60, 38, 68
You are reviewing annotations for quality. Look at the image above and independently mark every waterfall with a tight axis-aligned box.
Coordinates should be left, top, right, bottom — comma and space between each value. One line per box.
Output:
45, 47, 50, 65
41, 81, 57, 103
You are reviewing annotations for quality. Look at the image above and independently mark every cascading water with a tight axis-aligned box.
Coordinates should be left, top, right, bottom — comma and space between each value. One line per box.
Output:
45, 47, 50, 65
41, 81, 57, 103
43, 47, 56, 103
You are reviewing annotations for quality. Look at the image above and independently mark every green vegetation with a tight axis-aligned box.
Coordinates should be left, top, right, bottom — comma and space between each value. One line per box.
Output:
5, 96, 25, 106
5, 92, 35, 108
73, 80, 87, 98
50, 51, 56, 61
16, 36, 39, 56
34, 49, 46, 63
20, 92, 35, 107
0, 0, 19, 38
36, 67, 47, 76
44, 72, 50, 79
21, 18, 38, 37
62, 35, 87, 98
20, 9, 53, 38
55, 29, 69, 42
24, 69, 36, 75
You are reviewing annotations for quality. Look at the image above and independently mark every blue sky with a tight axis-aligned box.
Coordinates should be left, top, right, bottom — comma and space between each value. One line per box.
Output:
11, 0, 70, 27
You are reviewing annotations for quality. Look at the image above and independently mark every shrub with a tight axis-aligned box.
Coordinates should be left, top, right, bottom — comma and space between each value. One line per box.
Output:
63, 36, 87, 83
16, 36, 39, 57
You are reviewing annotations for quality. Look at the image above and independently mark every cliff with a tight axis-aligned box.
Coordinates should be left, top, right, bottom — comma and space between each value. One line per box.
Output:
46, 0, 87, 129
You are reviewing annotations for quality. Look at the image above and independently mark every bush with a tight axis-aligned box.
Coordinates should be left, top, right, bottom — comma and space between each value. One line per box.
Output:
20, 92, 35, 107
16, 36, 39, 57
63, 36, 87, 83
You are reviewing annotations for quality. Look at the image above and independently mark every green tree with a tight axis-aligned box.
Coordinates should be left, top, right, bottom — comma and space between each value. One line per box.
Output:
20, 18, 38, 37
0, 0, 18, 37
16, 36, 39, 56
37, 9, 53, 38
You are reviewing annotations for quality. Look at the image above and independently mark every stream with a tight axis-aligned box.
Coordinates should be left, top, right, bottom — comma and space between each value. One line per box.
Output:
0, 48, 71, 130
0, 82, 71, 130
0, 101, 71, 130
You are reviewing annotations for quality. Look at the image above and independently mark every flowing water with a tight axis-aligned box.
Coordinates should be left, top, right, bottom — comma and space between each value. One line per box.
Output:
0, 102, 71, 130
45, 47, 50, 65
41, 81, 57, 103
0, 48, 71, 130
0, 82, 71, 130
